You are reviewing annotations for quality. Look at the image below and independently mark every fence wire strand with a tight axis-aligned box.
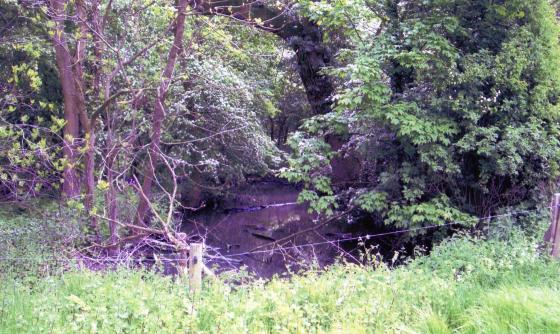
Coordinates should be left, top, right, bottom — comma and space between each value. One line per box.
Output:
224, 206, 551, 257
0, 205, 551, 262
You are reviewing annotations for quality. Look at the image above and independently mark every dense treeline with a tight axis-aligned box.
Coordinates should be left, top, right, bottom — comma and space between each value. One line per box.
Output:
1, 0, 560, 253
287, 0, 560, 225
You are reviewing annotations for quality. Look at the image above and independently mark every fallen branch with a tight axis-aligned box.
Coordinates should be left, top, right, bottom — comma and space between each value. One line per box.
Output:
245, 207, 354, 253
92, 233, 150, 249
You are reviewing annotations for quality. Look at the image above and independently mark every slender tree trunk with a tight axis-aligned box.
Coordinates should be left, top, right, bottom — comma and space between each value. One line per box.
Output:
90, 0, 104, 98
49, 0, 81, 198
105, 132, 119, 254
83, 130, 97, 221
269, 116, 275, 141
102, 80, 121, 245
74, 0, 99, 232
134, 0, 190, 226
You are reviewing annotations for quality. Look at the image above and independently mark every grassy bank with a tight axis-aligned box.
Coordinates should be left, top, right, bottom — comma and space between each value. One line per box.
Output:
1, 228, 559, 333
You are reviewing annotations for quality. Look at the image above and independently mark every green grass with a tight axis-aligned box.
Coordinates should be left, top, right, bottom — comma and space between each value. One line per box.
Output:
1, 230, 559, 333
462, 287, 560, 334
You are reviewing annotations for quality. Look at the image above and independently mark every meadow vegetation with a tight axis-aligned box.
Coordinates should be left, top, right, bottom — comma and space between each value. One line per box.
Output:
2, 217, 559, 333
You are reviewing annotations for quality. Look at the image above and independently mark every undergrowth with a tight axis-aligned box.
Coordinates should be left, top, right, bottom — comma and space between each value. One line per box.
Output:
0, 203, 83, 279
1, 225, 559, 333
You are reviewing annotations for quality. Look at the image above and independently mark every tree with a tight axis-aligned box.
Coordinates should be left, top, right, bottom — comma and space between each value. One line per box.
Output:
3, 0, 311, 251
134, 0, 190, 226
1, 0, 201, 244
0, 1, 65, 201
191, 0, 335, 115
287, 0, 560, 228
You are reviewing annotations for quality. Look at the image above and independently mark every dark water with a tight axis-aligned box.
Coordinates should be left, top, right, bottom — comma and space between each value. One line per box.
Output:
181, 182, 347, 277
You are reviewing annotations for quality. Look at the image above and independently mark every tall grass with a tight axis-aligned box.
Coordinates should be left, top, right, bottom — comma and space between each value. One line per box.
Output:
1, 227, 559, 333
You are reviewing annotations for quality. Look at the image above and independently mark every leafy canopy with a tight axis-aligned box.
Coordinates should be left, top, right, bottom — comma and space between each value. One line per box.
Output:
286, 0, 560, 228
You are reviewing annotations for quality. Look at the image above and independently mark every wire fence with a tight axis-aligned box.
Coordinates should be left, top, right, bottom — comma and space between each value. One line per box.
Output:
224, 206, 551, 258
0, 205, 551, 264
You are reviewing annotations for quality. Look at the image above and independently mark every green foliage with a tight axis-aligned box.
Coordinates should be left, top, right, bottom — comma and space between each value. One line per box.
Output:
165, 50, 284, 186
281, 131, 339, 214
0, 270, 193, 333
0, 204, 83, 279
355, 191, 388, 213
288, 0, 560, 228
385, 196, 473, 229
2, 0, 311, 209
1, 225, 559, 333
0, 2, 66, 199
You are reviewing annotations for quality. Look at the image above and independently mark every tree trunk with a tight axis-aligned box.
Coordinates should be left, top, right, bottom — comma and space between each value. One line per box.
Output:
49, 0, 81, 198
192, 0, 334, 115
134, 0, 190, 226
278, 21, 334, 115
105, 135, 119, 254
75, 0, 98, 232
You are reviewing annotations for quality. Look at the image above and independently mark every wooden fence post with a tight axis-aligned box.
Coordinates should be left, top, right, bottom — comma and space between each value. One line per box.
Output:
176, 233, 189, 279
545, 193, 560, 257
177, 247, 189, 278
189, 242, 203, 292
